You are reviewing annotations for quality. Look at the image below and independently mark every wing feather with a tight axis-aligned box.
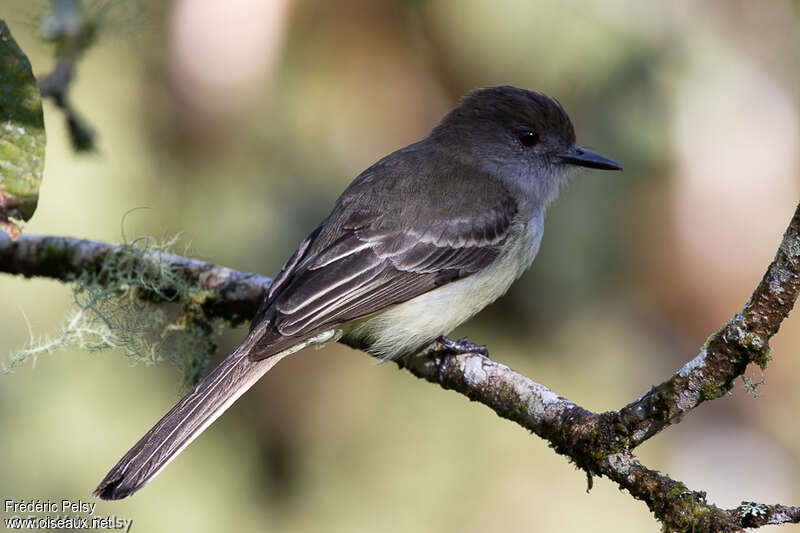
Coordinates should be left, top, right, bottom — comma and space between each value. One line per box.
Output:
248, 167, 519, 361
276, 251, 383, 315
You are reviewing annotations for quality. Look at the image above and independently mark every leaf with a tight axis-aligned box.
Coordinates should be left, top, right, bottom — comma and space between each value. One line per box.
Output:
0, 20, 46, 241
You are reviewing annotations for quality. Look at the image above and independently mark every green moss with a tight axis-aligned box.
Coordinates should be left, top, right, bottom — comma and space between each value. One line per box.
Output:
37, 242, 75, 276
700, 325, 724, 351
700, 383, 726, 401
509, 402, 528, 423
754, 347, 773, 371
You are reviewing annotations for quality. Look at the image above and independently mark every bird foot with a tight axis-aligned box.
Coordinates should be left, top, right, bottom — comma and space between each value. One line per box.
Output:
436, 336, 488, 357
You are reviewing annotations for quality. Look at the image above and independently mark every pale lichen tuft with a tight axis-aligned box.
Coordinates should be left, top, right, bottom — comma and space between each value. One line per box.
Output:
4, 234, 226, 392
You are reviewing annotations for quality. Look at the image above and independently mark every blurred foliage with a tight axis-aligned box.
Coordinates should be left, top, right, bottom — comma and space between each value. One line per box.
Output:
36, 0, 146, 151
38, 0, 100, 151
0, 20, 45, 240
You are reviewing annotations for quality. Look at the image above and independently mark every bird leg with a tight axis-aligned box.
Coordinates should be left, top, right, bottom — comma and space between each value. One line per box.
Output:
436, 336, 489, 357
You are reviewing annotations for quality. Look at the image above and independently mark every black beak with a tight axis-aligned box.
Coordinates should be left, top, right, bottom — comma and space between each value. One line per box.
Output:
557, 145, 621, 171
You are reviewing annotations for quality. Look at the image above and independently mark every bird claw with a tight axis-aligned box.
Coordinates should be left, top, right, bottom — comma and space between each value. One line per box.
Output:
436, 336, 489, 356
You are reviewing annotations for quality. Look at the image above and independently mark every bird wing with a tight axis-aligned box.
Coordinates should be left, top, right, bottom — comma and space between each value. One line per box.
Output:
248, 162, 518, 360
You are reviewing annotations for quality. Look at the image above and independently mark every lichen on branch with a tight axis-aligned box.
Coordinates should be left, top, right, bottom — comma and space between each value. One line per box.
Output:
2, 234, 269, 390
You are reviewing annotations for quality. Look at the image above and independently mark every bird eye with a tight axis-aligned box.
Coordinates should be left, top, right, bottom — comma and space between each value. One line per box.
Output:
518, 130, 539, 147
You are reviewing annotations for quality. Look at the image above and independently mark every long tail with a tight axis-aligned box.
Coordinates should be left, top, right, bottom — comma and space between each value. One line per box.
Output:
93, 321, 289, 500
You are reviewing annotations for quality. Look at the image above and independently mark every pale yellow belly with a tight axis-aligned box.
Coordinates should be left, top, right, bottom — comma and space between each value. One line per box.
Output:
342, 220, 542, 360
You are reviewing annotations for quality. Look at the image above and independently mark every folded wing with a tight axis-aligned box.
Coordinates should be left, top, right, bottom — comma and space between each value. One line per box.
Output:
249, 192, 517, 360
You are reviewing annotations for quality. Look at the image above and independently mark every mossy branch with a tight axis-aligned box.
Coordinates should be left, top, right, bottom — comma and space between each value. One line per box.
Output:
0, 234, 269, 388
0, 233, 270, 322
3, 203, 800, 531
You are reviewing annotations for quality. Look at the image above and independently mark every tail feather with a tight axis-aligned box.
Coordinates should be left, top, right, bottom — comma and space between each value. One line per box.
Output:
93, 322, 287, 500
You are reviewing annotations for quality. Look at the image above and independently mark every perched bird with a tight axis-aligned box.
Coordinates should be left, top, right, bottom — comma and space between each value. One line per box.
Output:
94, 85, 620, 500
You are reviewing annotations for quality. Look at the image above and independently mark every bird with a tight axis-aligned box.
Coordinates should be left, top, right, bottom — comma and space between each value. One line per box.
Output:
93, 85, 621, 500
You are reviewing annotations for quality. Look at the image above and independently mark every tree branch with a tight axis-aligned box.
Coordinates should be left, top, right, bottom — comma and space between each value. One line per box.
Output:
3, 204, 800, 532
0, 234, 270, 325
613, 204, 800, 447
38, 0, 100, 151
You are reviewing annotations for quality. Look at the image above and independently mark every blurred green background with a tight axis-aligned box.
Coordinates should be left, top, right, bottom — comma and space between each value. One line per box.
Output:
2, 1, 800, 531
